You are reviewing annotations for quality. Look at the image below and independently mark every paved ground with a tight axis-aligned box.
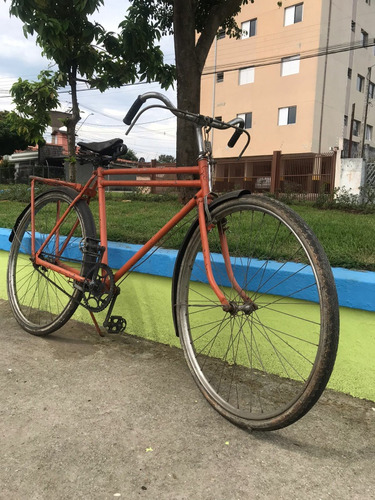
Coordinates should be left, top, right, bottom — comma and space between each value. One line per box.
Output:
0, 299, 374, 500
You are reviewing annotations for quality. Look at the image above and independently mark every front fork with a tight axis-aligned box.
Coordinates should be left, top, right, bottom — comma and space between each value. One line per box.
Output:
197, 197, 257, 314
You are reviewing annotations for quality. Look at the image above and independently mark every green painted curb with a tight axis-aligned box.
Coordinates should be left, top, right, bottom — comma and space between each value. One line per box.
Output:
1, 250, 374, 402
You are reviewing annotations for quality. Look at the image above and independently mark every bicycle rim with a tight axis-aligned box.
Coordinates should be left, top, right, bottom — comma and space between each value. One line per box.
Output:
7, 189, 96, 335
175, 196, 339, 430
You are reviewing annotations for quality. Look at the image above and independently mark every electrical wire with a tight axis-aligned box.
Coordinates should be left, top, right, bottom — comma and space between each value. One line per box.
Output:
202, 39, 375, 76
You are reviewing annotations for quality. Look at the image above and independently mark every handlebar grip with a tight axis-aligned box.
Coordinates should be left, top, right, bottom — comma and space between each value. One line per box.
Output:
227, 123, 244, 148
123, 96, 146, 125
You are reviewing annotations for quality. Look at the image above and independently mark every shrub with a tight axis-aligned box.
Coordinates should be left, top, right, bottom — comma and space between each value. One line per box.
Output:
0, 159, 15, 184
313, 185, 375, 213
0, 183, 48, 202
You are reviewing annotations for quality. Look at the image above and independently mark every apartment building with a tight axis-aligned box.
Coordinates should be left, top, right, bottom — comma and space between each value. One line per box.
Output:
201, 0, 375, 159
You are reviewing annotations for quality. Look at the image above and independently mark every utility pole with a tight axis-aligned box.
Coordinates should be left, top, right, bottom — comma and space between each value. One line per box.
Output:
348, 103, 355, 158
318, 0, 333, 154
359, 66, 373, 159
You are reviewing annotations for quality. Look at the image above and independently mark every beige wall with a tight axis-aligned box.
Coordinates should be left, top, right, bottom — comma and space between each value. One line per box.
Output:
201, 0, 375, 158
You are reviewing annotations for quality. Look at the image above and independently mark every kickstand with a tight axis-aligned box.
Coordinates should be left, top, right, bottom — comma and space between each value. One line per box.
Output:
89, 310, 105, 337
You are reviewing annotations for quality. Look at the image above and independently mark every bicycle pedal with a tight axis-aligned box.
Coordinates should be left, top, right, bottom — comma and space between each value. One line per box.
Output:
104, 315, 127, 334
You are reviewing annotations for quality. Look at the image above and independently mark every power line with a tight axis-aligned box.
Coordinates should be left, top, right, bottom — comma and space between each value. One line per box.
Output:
80, 116, 174, 127
0, 79, 167, 99
202, 39, 375, 76
2, 39, 373, 101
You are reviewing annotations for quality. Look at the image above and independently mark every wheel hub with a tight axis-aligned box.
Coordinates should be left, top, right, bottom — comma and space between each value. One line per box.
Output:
222, 300, 258, 315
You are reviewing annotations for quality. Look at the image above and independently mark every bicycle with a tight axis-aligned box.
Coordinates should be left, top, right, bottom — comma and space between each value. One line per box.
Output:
7, 92, 339, 431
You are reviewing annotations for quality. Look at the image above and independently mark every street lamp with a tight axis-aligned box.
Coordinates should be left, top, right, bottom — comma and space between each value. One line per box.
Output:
76, 112, 94, 132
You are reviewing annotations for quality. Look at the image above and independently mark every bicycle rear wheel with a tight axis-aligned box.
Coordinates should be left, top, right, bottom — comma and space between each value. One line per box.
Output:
173, 195, 339, 431
7, 188, 96, 336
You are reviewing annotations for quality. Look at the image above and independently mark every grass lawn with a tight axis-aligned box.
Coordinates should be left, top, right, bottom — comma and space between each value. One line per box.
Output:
0, 187, 374, 271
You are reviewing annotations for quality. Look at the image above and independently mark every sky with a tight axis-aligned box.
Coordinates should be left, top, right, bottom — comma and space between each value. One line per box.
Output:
0, 0, 177, 160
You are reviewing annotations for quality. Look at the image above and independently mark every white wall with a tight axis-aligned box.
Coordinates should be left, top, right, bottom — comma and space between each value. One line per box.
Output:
338, 158, 366, 196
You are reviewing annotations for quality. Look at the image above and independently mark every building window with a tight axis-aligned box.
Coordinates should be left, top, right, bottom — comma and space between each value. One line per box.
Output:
353, 120, 361, 136
344, 115, 348, 127
237, 112, 252, 129
361, 29, 369, 47
365, 0, 371, 5
348, 68, 352, 79
239, 67, 255, 85
366, 124, 373, 141
351, 20, 356, 32
278, 106, 297, 125
241, 18, 257, 38
357, 74, 365, 92
217, 29, 225, 40
281, 55, 300, 76
284, 3, 303, 26
217, 72, 224, 83
369, 82, 375, 99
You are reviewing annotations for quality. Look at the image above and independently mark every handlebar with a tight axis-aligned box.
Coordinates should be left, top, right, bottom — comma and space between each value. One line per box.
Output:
123, 95, 146, 125
123, 92, 250, 154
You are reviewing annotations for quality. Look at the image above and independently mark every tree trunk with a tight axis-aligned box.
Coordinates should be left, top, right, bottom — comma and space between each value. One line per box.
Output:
173, 0, 245, 202
174, 0, 202, 202
175, 68, 201, 166
67, 67, 80, 183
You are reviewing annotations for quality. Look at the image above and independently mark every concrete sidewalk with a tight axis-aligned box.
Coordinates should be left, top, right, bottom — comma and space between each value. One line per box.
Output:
0, 299, 374, 500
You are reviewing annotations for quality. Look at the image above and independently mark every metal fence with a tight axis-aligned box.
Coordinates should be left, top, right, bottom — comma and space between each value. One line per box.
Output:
213, 151, 337, 200
365, 162, 375, 187
0, 163, 65, 184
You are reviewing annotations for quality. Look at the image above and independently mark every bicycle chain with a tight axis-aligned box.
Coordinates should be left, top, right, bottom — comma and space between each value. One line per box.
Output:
33, 261, 115, 313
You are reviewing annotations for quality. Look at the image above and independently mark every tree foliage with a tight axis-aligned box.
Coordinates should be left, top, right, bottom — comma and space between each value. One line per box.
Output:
0, 111, 29, 156
7, 70, 60, 146
158, 154, 176, 164
8, 0, 106, 180
94, 8, 175, 91
7, 0, 254, 188
9, 0, 105, 81
120, 148, 138, 162
7, 0, 174, 181
125, 0, 253, 201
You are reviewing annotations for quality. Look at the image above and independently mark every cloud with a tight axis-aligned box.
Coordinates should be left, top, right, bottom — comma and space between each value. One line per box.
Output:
0, 4, 49, 80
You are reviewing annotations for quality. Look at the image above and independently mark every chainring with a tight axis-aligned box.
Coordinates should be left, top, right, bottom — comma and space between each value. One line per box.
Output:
82, 263, 115, 312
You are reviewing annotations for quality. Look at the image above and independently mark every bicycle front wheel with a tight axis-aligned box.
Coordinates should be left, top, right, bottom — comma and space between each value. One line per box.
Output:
7, 188, 96, 336
174, 195, 339, 431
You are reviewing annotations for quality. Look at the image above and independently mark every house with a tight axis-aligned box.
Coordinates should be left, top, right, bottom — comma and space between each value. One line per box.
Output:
5, 132, 67, 183
4, 110, 72, 182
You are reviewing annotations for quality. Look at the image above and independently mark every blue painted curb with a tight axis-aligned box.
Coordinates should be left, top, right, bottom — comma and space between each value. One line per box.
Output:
1, 227, 374, 312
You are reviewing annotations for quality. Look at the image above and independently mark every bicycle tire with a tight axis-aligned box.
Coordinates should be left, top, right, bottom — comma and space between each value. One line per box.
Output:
173, 195, 339, 431
7, 188, 96, 336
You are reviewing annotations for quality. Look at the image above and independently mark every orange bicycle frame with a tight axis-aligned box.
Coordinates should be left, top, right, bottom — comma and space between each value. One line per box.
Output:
30, 157, 241, 307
